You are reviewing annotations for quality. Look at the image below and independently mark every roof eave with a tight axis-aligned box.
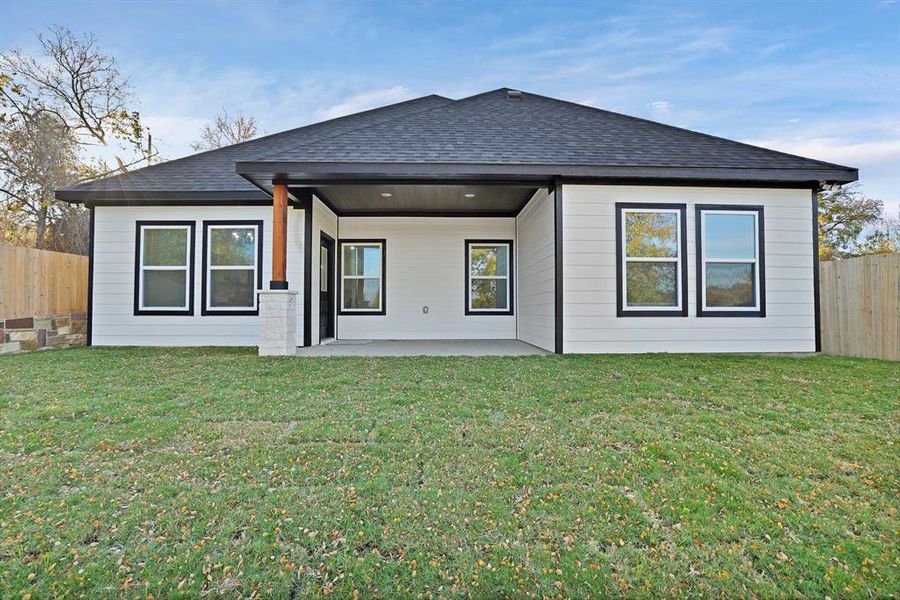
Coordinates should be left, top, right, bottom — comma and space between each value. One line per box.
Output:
55, 189, 272, 205
235, 161, 858, 188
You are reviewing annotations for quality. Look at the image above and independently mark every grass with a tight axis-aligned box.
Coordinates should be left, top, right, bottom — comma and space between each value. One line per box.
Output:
0, 348, 897, 598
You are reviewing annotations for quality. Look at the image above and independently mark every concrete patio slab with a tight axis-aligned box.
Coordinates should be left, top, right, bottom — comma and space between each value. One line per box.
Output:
295, 339, 548, 357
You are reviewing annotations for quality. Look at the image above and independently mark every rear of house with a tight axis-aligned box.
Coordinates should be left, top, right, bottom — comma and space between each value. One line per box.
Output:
57, 89, 857, 355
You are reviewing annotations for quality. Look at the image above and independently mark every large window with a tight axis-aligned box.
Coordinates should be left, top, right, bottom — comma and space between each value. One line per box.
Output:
616, 203, 687, 317
202, 221, 263, 315
134, 221, 194, 315
696, 205, 765, 317
466, 240, 513, 315
339, 240, 385, 315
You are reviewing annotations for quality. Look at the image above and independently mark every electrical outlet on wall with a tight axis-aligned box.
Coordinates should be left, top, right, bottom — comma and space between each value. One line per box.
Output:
422, 306, 429, 314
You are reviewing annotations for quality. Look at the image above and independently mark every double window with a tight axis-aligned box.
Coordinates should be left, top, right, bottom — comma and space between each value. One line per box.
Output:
465, 240, 513, 314
616, 204, 687, 316
696, 205, 765, 317
339, 240, 385, 314
202, 221, 263, 315
134, 222, 195, 315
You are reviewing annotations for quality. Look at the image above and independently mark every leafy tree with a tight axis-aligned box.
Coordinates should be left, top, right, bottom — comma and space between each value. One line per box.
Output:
0, 26, 146, 251
817, 184, 884, 260
191, 109, 258, 151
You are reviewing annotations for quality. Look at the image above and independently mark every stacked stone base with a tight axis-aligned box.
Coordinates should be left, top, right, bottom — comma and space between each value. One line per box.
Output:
258, 290, 298, 356
1, 313, 87, 354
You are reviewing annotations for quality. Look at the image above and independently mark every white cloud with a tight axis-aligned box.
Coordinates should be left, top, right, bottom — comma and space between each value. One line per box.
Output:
315, 86, 416, 121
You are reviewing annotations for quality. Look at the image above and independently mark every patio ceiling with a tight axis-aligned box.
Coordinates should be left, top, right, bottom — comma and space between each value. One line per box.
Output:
300, 183, 541, 216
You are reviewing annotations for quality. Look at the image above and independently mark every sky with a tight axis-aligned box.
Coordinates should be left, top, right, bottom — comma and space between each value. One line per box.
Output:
3, 0, 899, 217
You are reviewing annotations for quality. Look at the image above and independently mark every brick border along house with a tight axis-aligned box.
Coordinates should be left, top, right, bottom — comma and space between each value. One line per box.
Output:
56, 88, 857, 355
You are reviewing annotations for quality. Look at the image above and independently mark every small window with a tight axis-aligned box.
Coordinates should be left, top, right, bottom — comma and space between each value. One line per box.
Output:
616, 204, 687, 317
466, 240, 513, 315
339, 240, 385, 315
134, 222, 194, 315
696, 205, 766, 317
202, 221, 263, 315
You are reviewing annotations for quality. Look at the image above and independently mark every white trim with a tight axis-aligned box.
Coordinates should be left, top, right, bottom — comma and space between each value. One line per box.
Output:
204, 223, 260, 312
620, 208, 682, 312
138, 224, 191, 311
340, 241, 384, 312
700, 209, 761, 312
467, 242, 511, 312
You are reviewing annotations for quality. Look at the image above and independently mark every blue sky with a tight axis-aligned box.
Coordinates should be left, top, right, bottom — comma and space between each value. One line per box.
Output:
4, 0, 899, 216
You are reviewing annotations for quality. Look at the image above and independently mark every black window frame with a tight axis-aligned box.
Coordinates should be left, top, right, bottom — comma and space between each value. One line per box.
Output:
337, 238, 387, 316
133, 220, 196, 316
615, 203, 688, 317
201, 220, 264, 316
465, 239, 515, 316
695, 204, 766, 318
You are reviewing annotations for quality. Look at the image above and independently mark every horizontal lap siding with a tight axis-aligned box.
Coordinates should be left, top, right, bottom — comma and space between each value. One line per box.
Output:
515, 189, 555, 351
336, 217, 516, 340
561, 185, 815, 354
93, 205, 304, 346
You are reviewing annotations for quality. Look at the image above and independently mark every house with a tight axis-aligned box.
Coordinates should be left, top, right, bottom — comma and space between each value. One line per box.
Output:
56, 88, 857, 355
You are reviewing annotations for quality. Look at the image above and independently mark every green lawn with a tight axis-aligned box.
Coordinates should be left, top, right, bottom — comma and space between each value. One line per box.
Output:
0, 348, 897, 598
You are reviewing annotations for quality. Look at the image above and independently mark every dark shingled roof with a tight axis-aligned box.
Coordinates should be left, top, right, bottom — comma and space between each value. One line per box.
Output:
57, 88, 856, 202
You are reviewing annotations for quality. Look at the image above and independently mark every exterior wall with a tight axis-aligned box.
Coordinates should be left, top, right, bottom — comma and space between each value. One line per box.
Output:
92, 205, 304, 346
310, 197, 338, 346
336, 217, 517, 340
561, 184, 816, 353
515, 189, 555, 351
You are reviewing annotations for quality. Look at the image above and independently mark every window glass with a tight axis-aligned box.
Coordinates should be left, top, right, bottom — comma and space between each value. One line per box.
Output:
143, 270, 187, 308
624, 212, 678, 258
210, 270, 255, 307
320, 247, 328, 292
143, 228, 188, 266
705, 213, 755, 259
211, 228, 255, 266
625, 262, 678, 307
343, 245, 381, 276
470, 245, 508, 277
706, 263, 755, 307
343, 278, 381, 309
470, 278, 509, 310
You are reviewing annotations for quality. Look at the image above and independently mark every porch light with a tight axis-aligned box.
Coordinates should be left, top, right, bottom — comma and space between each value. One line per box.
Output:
464, 193, 476, 198
380, 192, 392, 197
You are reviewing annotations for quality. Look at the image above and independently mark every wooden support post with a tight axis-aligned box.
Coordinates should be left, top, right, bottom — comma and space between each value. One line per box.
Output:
270, 182, 289, 289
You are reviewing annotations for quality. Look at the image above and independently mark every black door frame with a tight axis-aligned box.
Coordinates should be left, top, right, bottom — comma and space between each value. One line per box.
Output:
319, 231, 336, 340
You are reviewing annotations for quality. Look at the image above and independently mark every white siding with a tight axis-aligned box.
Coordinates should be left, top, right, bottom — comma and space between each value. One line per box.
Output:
310, 197, 338, 345
92, 204, 304, 346
336, 217, 517, 340
561, 184, 815, 354
515, 189, 555, 351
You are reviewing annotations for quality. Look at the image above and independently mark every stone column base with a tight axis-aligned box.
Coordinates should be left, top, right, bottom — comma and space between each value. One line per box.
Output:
257, 290, 299, 356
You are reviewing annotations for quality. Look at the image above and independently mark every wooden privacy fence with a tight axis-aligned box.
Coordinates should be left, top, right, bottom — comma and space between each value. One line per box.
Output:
0, 244, 89, 320
820, 253, 900, 361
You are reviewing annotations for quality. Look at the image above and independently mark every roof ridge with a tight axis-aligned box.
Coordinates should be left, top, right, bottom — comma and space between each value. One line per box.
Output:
518, 90, 854, 172
63, 93, 452, 191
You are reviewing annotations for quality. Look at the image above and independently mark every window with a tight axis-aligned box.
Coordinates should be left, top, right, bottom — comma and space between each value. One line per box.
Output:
202, 221, 263, 315
339, 240, 385, 314
466, 240, 513, 315
696, 205, 765, 317
616, 203, 687, 317
134, 221, 194, 315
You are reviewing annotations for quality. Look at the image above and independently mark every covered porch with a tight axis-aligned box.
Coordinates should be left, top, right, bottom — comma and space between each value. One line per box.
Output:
250, 174, 558, 356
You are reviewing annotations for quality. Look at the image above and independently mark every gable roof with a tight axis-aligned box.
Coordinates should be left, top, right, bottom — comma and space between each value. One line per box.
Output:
58, 88, 856, 203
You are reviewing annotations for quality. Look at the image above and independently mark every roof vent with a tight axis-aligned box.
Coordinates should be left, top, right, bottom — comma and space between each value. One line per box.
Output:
506, 89, 523, 100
